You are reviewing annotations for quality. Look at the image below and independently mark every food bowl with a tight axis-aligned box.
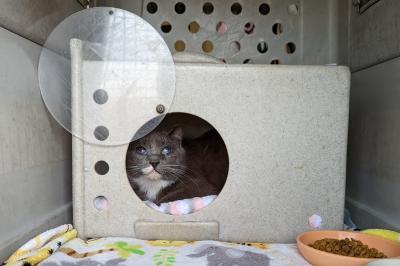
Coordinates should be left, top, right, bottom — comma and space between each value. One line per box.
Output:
297, 231, 400, 266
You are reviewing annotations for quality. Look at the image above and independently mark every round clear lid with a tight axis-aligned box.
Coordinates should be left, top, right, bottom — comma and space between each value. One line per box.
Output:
38, 7, 175, 145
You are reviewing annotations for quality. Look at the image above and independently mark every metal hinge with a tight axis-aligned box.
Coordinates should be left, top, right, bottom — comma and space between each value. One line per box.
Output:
353, 0, 381, 14
76, 0, 90, 8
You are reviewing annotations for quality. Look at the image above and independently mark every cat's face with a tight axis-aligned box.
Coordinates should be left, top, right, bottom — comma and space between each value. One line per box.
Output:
126, 128, 186, 183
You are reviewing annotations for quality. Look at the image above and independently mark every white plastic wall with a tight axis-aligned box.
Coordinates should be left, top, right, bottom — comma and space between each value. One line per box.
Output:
0, 28, 72, 261
346, 0, 400, 230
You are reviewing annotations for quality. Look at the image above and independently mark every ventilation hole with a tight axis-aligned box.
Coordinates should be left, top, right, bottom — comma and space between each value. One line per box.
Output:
175, 40, 186, 52
94, 126, 109, 141
272, 23, 283, 35
271, 59, 281, 64
243, 59, 254, 64
146, 2, 158, 14
286, 42, 296, 54
161, 21, 172, 33
94, 196, 109, 211
108, 10, 114, 15
93, 89, 108, 105
203, 2, 214, 14
95, 161, 109, 175
231, 3, 242, 15
175, 2, 186, 14
259, 3, 270, 15
257, 41, 268, 53
288, 4, 299, 16
188, 21, 200, 33
216, 21, 227, 34
230, 41, 241, 53
202, 40, 214, 53
244, 22, 255, 34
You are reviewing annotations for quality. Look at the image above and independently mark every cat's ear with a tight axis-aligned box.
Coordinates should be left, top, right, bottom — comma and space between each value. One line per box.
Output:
169, 127, 183, 141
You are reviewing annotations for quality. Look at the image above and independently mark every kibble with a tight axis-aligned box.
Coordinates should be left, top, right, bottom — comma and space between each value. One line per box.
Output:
309, 238, 387, 258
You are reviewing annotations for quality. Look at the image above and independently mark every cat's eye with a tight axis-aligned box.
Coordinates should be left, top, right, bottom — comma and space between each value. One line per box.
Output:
135, 146, 147, 155
161, 146, 172, 155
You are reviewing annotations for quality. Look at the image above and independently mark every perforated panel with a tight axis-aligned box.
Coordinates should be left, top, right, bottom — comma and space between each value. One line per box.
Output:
142, 0, 301, 64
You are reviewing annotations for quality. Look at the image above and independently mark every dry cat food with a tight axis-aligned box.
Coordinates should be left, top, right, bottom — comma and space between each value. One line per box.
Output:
309, 238, 387, 258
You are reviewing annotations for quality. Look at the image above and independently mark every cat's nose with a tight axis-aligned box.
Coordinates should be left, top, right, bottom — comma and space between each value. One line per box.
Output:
150, 162, 159, 169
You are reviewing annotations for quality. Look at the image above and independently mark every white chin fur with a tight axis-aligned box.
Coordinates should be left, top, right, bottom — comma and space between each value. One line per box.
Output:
141, 166, 154, 175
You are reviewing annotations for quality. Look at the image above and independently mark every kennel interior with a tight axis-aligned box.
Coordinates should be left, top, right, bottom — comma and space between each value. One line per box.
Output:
1, 0, 400, 262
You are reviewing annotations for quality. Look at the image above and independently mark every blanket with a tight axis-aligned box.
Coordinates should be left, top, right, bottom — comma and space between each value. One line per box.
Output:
3, 225, 310, 266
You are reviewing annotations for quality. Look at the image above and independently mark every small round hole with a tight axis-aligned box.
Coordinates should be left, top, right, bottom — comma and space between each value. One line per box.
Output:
259, 3, 270, 15
108, 10, 114, 15
203, 2, 214, 15
94, 196, 109, 211
288, 4, 299, 16
244, 22, 255, 34
95, 161, 109, 175
93, 89, 108, 105
175, 40, 186, 52
202, 40, 214, 53
230, 41, 241, 53
175, 2, 186, 14
94, 126, 109, 141
243, 59, 254, 64
270, 59, 281, 64
257, 41, 268, 53
216, 21, 227, 34
231, 3, 242, 15
161, 21, 172, 33
146, 2, 158, 14
286, 42, 296, 54
272, 23, 283, 35
188, 21, 200, 33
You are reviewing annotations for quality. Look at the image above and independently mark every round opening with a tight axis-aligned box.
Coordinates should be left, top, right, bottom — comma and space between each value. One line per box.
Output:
203, 2, 214, 15
188, 21, 200, 33
161, 21, 172, 33
94, 196, 109, 211
243, 59, 254, 64
126, 113, 229, 215
259, 3, 270, 15
244, 22, 255, 34
257, 41, 268, 53
288, 4, 299, 16
271, 59, 281, 64
174, 40, 186, 52
94, 126, 109, 141
216, 21, 227, 34
108, 10, 114, 15
202, 40, 214, 53
93, 89, 108, 104
175, 2, 186, 14
231, 3, 242, 15
272, 23, 283, 35
286, 42, 296, 54
230, 41, 241, 53
95, 160, 109, 175
146, 2, 158, 14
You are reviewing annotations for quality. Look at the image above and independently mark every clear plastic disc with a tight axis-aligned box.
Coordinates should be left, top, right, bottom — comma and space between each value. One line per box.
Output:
38, 7, 175, 145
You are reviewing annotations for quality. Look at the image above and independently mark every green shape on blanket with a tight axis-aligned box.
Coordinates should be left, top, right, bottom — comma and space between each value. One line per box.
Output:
153, 249, 178, 266
105, 241, 145, 259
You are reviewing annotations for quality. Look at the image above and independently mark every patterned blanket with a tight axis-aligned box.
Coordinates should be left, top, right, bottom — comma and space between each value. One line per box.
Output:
4, 225, 310, 266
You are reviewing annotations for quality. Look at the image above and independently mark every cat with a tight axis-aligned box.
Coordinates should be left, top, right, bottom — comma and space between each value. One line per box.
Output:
126, 127, 228, 205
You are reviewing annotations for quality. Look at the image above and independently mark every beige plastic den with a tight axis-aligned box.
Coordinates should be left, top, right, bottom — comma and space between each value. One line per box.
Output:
71, 37, 350, 242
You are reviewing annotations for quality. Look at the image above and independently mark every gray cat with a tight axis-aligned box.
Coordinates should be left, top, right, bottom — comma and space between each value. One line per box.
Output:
126, 128, 227, 205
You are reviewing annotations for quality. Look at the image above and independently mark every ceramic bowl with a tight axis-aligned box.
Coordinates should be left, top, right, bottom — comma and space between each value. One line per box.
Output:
297, 230, 400, 266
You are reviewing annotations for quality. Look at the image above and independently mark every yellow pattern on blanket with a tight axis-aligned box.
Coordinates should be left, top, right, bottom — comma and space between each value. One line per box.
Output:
4, 224, 77, 266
